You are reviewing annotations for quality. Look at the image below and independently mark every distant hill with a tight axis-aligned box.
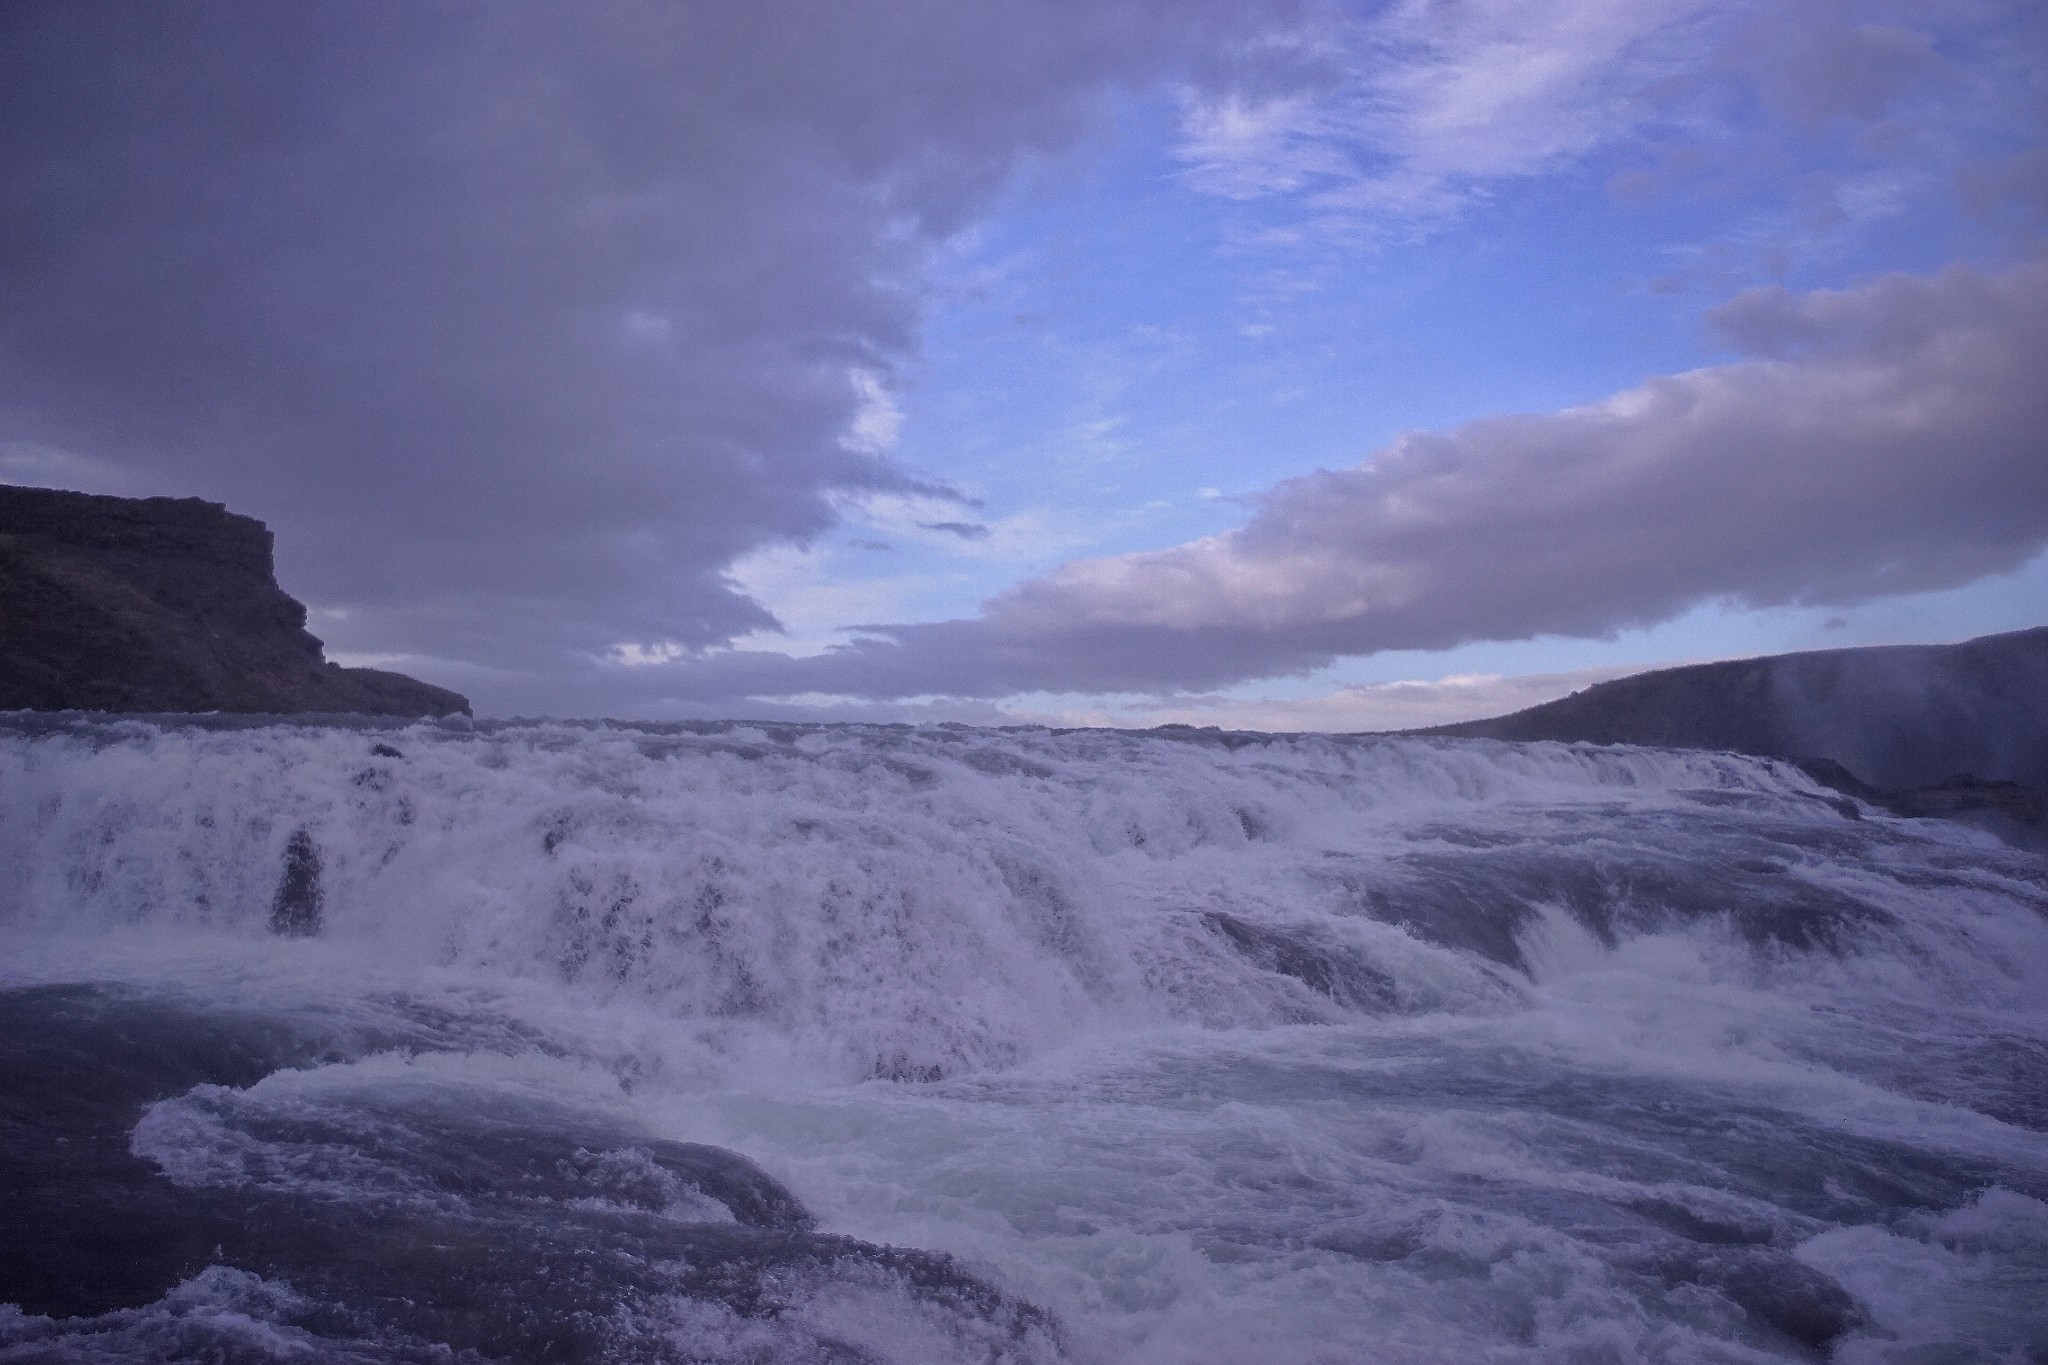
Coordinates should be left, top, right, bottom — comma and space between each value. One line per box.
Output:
0, 485, 468, 716
1418, 627, 2048, 792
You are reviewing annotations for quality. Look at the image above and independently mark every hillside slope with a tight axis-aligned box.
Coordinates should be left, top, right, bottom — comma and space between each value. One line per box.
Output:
1419, 627, 2048, 791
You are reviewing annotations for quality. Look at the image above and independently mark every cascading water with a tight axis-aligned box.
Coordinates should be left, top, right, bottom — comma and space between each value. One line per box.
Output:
1, 716, 2043, 1362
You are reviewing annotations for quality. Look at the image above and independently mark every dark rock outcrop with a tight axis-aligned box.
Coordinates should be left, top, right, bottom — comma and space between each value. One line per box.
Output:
0, 484, 468, 716
0, 985, 1060, 1357
1415, 628, 2048, 848
1417, 627, 2048, 792
269, 829, 325, 936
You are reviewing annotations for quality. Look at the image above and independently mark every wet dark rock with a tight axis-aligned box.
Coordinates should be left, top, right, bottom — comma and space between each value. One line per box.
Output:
1794, 765, 2048, 854
1315, 833, 1894, 970
0, 985, 336, 1319
0, 986, 1062, 1361
1652, 1247, 1867, 1354
1885, 774, 2044, 822
370, 742, 405, 758
1327, 855, 1551, 969
1205, 911, 1398, 1010
269, 828, 324, 936
0, 484, 467, 716
1621, 1196, 1781, 1248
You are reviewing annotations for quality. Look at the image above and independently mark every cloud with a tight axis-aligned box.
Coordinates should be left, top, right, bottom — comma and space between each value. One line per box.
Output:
1178, 0, 1724, 227
919, 521, 993, 541
650, 255, 2048, 704
11, 3, 2036, 721
1176, 0, 2031, 247
1960, 148, 2048, 233
1744, 8, 1937, 129
0, 0, 1315, 679
0, 440, 151, 497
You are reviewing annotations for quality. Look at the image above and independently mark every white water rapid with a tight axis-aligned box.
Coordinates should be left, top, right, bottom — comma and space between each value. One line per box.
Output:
2, 716, 2043, 1362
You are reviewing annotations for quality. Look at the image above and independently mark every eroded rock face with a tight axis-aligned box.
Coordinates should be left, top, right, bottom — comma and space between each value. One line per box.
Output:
1420, 627, 2048, 792
0, 485, 468, 716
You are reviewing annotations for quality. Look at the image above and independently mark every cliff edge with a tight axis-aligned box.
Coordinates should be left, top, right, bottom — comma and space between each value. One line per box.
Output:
1416, 627, 2047, 791
0, 485, 469, 716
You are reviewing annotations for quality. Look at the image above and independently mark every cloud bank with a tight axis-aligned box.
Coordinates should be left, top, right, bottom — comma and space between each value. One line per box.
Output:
0, 0, 1313, 674
665, 255, 2048, 704
6, 2, 2039, 719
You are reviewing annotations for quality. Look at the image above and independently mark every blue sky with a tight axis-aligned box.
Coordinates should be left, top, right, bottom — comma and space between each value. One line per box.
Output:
4, 1, 2044, 726
713, 3, 2048, 727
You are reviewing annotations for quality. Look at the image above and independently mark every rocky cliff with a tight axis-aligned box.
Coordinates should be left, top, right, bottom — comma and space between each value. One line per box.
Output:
1418, 628, 2048, 839
0, 485, 468, 716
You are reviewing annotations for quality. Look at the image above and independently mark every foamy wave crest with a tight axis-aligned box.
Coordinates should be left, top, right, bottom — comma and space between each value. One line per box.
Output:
2, 718, 2040, 1084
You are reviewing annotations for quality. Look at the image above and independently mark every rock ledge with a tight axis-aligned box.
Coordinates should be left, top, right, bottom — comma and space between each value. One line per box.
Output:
0, 485, 468, 716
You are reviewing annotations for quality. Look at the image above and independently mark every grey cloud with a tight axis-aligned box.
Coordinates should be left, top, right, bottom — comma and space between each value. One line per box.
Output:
1960, 148, 2048, 232
1745, 6, 1939, 129
1705, 261, 2016, 360
0, 0, 1315, 686
634, 256, 2048, 706
919, 521, 992, 541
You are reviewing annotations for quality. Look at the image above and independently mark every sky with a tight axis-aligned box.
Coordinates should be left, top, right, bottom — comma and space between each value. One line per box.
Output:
3, 0, 2044, 729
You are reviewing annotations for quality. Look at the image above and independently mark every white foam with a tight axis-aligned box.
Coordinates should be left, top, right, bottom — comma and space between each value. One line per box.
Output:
5, 717, 2045, 1361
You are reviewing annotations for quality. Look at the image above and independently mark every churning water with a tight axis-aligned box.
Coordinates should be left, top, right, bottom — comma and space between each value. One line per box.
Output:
1, 717, 2043, 1362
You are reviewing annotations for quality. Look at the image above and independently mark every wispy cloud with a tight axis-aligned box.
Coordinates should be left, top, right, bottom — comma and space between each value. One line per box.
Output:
1179, 0, 1719, 233
1176, 0, 2032, 260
